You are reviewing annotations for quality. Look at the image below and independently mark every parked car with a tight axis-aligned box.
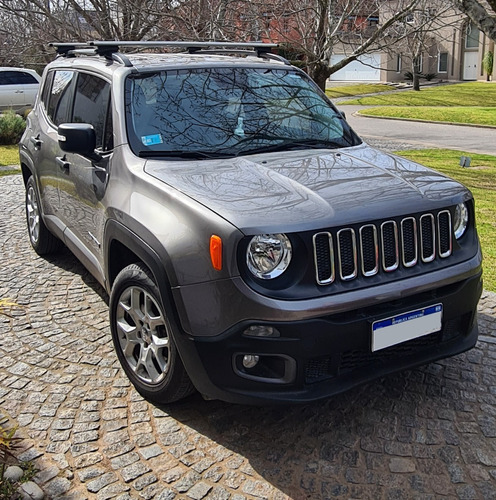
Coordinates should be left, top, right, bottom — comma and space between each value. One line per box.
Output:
0, 67, 40, 114
19, 41, 482, 404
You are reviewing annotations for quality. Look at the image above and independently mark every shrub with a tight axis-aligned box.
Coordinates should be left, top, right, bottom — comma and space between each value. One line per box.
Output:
0, 111, 26, 145
483, 51, 494, 80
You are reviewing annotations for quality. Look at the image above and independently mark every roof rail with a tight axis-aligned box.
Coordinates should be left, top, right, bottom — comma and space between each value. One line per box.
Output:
49, 42, 92, 55
87, 40, 279, 58
49, 40, 284, 66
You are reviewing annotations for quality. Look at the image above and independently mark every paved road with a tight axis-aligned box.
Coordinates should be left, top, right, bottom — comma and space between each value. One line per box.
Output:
1, 172, 496, 499
339, 105, 496, 156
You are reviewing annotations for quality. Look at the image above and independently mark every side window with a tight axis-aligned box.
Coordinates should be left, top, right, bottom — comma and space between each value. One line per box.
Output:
0, 70, 38, 85
16, 72, 39, 84
46, 70, 75, 126
72, 73, 112, 150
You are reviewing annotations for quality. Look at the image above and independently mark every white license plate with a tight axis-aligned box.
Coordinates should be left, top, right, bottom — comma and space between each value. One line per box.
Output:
372, 304, 443, 352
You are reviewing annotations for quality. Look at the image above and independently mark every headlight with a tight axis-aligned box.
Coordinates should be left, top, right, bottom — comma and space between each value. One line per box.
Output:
453, 203, 469, 240
246, 233, 292, 279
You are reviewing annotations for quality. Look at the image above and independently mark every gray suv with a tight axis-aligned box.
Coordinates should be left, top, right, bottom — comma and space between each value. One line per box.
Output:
19, 41, 482, 404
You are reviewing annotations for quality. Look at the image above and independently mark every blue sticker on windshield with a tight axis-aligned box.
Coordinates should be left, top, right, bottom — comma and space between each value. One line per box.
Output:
141, 134, 163, 146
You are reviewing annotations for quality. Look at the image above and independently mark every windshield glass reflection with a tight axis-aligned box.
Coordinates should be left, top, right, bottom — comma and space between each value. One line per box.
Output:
125, 67, 361, 158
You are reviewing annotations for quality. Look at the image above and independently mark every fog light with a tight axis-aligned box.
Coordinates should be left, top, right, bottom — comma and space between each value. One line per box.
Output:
242, 355, 260, 369
243, 325, 280, 338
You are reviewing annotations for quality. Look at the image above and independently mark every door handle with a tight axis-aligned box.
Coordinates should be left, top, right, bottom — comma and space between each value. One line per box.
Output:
30, 136, 42, 149
56, 156, 70, 170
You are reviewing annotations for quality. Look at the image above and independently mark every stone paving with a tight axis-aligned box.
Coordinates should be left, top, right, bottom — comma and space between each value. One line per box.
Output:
1, 171, 496, 500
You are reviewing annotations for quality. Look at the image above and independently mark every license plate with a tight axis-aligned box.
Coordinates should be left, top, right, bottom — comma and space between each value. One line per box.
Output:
371, 304, 442, 352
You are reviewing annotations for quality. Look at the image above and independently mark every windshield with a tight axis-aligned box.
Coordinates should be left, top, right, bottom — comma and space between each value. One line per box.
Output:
125, 67, 361, 158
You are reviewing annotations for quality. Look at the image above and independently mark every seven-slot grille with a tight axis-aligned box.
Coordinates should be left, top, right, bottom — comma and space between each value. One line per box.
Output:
313, 210, 452, 285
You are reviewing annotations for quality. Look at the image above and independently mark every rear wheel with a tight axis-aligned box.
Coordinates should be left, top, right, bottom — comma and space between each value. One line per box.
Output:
25, 176, 60, 255
109, 263, 195, 403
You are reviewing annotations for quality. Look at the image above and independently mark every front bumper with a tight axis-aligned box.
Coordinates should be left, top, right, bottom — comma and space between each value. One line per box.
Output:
173, 269, 482, 404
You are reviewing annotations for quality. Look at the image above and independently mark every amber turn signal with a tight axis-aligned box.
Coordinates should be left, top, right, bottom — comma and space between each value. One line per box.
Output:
210, 235, 223, 271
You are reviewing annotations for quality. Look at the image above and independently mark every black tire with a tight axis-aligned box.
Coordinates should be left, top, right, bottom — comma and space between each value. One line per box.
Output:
109, 263, 195, 403
25, 176, 60, 255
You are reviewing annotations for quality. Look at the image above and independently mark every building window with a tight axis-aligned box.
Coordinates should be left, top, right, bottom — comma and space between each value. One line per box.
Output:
438, 52, 448, 72
414, 55, 423, 74
466, 23, 479, 49
396, 55, 402, 72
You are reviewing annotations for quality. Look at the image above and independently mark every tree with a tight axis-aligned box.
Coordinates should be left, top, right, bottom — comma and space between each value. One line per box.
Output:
452, 0, 496, 42
381, 0, 457, 90
0, 0, 456, 90
246, 0, 452, 90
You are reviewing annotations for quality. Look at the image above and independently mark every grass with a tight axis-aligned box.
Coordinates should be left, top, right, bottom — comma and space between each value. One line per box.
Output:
396, 149, 496, 292
359, 106, 496, 127
325, 83, 395, 99
342, 82, 496, 106
0, 145, 19, 176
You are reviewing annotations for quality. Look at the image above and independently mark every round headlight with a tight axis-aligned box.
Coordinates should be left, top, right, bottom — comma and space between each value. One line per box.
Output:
246, 233, 292, 279
454, 203, 469, 240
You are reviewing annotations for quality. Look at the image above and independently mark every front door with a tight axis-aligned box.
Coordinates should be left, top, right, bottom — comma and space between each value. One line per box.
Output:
463, 51, 478, 80
57, 72, 113, 276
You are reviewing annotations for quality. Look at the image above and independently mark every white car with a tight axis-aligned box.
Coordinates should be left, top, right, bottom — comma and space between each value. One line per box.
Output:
0, 67, 40, 113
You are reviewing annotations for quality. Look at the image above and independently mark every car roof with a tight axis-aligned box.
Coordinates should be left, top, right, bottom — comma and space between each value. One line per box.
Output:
0, 67, 39, 73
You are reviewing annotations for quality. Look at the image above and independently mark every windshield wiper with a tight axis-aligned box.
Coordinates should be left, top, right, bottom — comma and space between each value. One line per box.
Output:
138, 150, 236, 160
236, 139, 341, 157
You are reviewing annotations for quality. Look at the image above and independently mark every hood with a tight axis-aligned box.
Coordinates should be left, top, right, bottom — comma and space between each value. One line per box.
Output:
144, 144, 469, 234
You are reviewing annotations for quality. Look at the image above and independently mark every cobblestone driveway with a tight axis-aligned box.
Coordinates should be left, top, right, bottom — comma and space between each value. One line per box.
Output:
1, 174, 496, 500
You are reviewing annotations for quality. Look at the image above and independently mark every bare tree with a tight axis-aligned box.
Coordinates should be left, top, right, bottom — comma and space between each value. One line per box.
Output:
0, 0, 462, 89
244, 0, 457, 90
382, 0, 457, 90
452, 0, 496, 41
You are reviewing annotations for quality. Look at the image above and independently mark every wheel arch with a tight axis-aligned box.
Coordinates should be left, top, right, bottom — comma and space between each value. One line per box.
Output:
105, 219, 181, 325
20, 161, 34, 186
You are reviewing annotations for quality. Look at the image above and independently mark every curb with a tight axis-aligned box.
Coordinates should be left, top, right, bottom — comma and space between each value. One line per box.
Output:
353, 110, 496, 130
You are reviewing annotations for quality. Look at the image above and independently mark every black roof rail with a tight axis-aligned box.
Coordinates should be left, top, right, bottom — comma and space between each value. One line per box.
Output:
49, 40, 283, 66
49, 42, 92, 56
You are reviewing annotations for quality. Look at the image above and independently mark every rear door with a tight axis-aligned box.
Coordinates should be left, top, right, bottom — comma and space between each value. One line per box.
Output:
33, 69, 76, 219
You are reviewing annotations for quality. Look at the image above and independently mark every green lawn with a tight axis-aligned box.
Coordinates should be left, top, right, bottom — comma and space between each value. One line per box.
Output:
326, 83, 396, 99
342, 82, 496, 106
0, 145, 19, 167
359, 106, 496, 127
397, 149, 496, 292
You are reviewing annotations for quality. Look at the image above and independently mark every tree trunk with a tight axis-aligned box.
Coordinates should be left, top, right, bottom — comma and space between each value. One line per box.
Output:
413, 72, 421, 91
308, 62, 332, 92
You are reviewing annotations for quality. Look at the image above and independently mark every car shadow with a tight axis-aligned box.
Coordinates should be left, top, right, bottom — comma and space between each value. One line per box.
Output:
154, 320, 493, 499
42, 245, 109, 305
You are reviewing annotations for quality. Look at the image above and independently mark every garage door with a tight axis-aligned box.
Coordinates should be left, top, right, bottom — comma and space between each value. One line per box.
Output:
330, 54, 381, 81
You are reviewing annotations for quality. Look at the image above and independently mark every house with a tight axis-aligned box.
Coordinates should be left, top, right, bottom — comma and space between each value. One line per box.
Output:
329, 4, 495, 83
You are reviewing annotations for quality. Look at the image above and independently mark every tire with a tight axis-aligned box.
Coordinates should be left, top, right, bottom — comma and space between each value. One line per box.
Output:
109, 263, 195, 403
25, 176, 60, 255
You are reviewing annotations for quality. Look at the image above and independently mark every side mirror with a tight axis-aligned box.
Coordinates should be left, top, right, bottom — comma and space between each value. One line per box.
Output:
58, 123, 100, 160
340, 110, 346, 120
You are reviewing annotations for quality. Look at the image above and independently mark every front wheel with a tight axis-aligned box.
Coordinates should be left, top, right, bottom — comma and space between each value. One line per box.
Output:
25, 176, 60, 255
109, 263, 195, 403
